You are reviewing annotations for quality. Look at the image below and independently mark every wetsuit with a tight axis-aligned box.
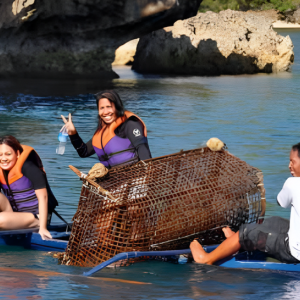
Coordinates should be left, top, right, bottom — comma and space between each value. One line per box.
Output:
0, 145, 58, 214
70, 112, 151, 168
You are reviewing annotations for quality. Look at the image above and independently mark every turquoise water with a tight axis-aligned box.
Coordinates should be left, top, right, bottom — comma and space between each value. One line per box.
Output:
0, 28, 300, 299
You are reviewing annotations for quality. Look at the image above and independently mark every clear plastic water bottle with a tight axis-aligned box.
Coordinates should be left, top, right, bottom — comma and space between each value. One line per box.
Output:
56, 126, 69, 155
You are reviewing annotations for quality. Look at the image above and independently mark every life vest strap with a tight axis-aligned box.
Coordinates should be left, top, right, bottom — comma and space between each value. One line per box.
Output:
53, 210, 72, 233
99, 147, 136, 162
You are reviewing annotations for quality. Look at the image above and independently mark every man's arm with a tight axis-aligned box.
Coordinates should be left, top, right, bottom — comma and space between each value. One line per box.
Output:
277, 178, 292, 208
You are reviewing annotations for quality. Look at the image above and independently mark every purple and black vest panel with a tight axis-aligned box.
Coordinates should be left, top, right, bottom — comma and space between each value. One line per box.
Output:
93, 136, 137, 168
2, 176, 39, 214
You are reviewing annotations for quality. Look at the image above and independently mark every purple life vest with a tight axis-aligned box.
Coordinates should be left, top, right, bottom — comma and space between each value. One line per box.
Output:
1, 177, 39, 214
0, 145, 40, 214
92, 111, 147, 168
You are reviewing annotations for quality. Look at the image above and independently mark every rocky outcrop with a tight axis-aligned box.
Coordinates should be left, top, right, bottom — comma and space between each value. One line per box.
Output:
250, 9, 282, 23
133, 10, 294, 75
272, 20, 300, 28
287, 8, 300, 23
258, 7, 300, 25
0, 0, 201, 79
112, 39, 139, 66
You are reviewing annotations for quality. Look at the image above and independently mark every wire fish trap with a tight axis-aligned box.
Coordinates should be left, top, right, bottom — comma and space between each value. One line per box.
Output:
61, 147, 266, 267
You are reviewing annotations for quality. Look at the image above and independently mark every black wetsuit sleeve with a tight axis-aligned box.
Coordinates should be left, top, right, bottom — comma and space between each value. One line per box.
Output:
124, 119, 152, 160
22, 160, 47, 190
69, 132, 95, 157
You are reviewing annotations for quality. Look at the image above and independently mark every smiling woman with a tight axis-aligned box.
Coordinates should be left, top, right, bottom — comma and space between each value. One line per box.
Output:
0, 136, 58, 239
61, 90, 152, 168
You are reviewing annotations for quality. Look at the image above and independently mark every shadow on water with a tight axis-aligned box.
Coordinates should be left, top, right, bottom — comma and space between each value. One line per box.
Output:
0, 30, 277, 97
0, 78, 117, 97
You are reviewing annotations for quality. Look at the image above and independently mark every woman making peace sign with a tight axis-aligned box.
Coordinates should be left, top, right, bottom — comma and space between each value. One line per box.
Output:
61, 90, 152, 168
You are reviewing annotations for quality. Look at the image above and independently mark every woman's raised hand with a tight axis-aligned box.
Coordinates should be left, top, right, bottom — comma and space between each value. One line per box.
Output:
61, 113, 77, 135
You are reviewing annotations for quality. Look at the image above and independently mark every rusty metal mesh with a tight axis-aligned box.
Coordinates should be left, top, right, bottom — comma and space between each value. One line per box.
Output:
62, 147, 265, 267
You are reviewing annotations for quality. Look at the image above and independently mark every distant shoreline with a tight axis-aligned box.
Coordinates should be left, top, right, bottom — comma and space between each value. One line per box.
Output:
272, 20, 300, 29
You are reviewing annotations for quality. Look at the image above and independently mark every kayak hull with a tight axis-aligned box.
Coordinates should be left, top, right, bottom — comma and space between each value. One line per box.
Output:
84, 245, 300, 276
0, 223, 69, 252
214, 247, 300, 272
1, 229, 299, 273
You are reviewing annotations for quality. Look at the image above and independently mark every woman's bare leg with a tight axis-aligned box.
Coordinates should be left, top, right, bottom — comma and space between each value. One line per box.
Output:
0, 193, 13, 212
190, 231, 241, 265
0, 193, 39, 229
0, 212, 39, 230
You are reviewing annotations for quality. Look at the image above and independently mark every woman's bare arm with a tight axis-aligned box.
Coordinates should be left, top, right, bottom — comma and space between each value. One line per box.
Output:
35, 188, 52, 240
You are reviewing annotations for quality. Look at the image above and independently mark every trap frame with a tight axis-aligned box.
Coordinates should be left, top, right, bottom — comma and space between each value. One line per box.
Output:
62, 147, 265, 267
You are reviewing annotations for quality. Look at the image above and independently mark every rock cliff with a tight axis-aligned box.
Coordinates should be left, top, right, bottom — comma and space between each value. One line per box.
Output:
132, 10, 294, 75
286, 8, 300, 24
0, 0, 201, 78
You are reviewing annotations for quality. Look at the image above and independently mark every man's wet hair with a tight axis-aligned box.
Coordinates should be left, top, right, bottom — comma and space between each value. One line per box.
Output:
292, 143, 300, 158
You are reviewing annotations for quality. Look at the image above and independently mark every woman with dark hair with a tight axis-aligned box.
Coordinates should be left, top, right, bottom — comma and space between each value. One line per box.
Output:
61, 90, 152, 168
0, 135, 58, 239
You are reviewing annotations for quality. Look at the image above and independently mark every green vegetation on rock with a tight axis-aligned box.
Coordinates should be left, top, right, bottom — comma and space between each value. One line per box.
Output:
199, 0, 300, 12
199, 0, 239, 12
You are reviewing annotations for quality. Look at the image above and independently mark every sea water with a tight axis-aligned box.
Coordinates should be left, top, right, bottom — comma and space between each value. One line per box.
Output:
0, 28, 300, 299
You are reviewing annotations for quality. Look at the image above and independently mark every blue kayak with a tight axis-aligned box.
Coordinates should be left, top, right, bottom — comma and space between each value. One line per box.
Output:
0, 223, 69, 252
209, 245, 300, 272
84, 245, 300, 276
2, 227, 299, 275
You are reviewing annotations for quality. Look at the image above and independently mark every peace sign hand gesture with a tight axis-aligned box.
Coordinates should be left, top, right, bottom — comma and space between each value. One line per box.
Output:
61, 113, 77, 135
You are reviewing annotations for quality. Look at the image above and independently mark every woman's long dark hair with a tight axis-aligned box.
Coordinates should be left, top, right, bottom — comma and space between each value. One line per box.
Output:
94, 90, 125, 134
0, 135, 23, 211
0, 135, 23, 154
